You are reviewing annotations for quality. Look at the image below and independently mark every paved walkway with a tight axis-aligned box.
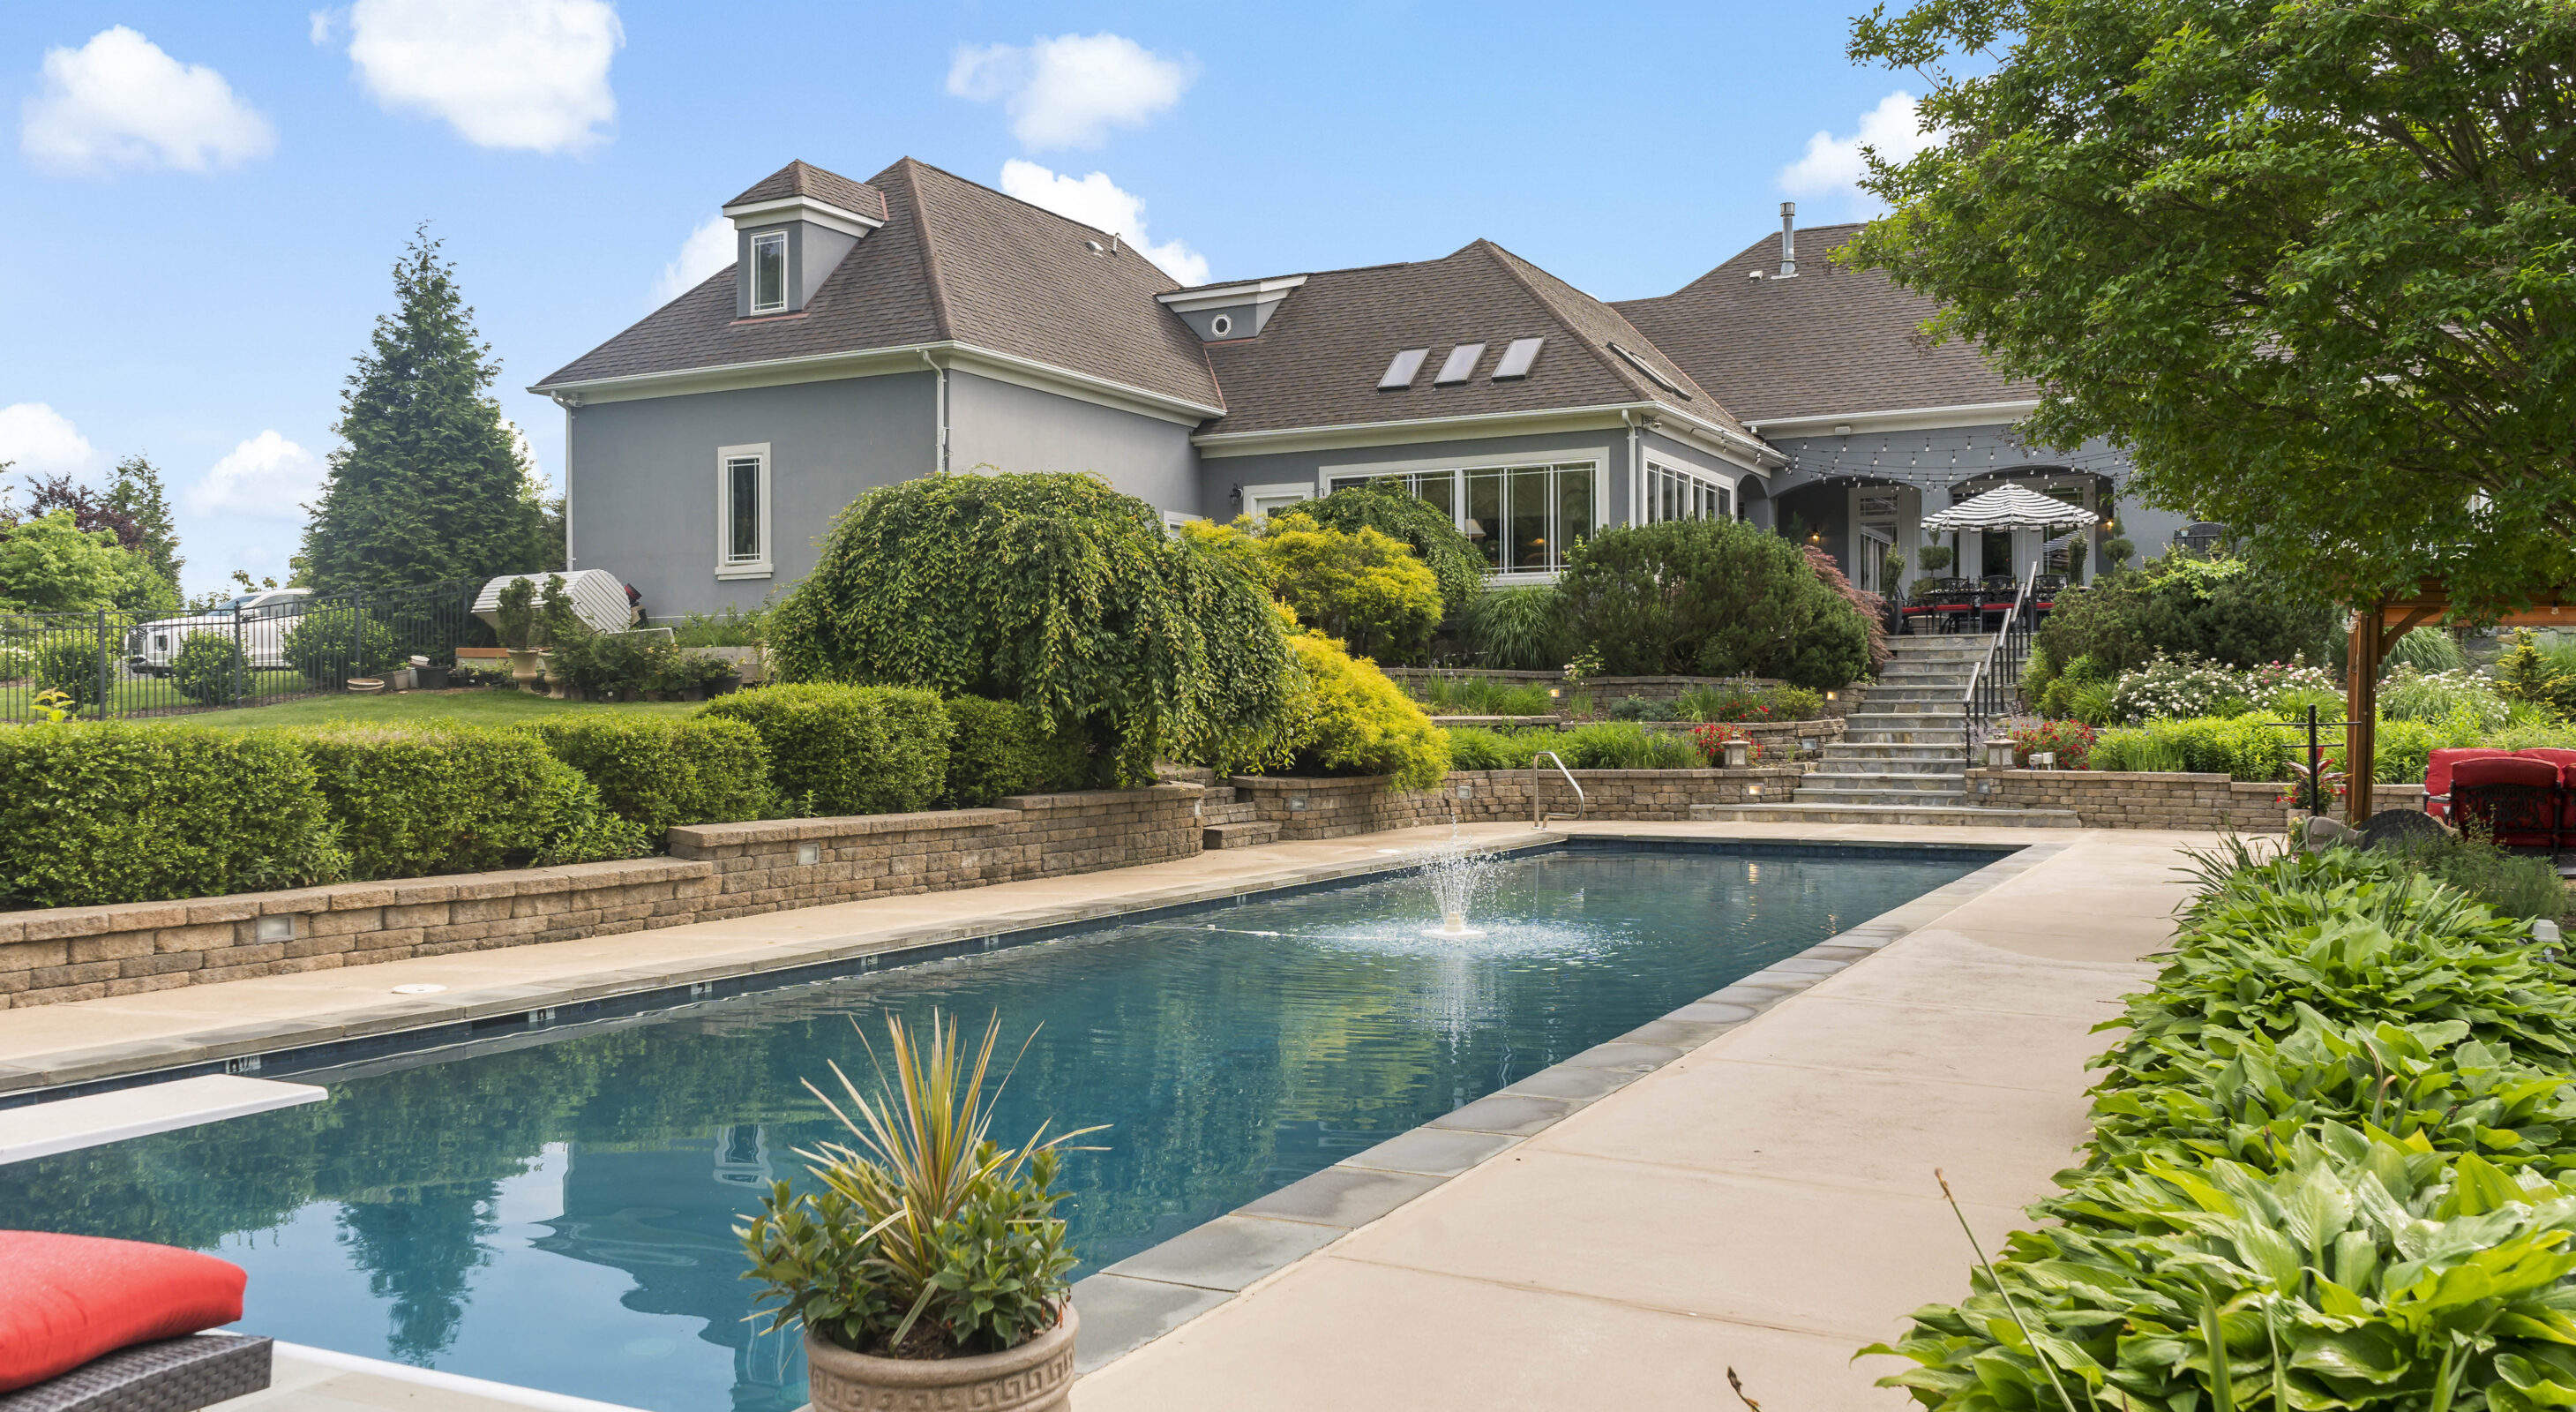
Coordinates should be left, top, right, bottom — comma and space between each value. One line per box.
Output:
1070, 826, 2199, 1411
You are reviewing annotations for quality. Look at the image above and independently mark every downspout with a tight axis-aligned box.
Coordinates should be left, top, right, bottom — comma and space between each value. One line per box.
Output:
1622, 409, 1641, 525
921, 350, 948, 476
548, 390, 580, 568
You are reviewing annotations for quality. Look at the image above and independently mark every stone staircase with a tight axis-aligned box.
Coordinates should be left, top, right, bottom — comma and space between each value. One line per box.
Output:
1693, 633, 2078, 827
1158, 765, 1283, 849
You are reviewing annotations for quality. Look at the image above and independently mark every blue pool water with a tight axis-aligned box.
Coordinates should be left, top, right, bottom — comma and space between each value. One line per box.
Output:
0, 843, 1985, 1411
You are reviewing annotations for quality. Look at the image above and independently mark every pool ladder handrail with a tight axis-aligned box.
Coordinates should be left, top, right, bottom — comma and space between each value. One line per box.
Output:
1531, 752, 1585, 829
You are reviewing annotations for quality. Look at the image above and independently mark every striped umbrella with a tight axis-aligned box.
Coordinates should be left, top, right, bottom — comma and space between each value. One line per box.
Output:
1920, 482, 2100, 533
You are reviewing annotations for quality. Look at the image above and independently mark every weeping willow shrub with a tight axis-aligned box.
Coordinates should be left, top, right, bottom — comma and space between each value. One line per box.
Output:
767, 473, 1299, 785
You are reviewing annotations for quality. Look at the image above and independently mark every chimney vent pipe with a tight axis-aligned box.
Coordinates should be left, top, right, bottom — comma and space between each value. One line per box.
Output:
1778, 201, 1797, 277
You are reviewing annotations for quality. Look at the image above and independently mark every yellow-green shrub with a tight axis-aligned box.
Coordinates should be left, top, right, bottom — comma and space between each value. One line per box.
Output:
1271, 632, 1450, 791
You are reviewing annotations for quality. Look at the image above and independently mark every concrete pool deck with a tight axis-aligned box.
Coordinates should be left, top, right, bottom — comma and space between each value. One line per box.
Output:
0, 820, 2213, 1412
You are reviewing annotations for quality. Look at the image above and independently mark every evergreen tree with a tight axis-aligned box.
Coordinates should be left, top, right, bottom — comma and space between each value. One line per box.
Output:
102, 454, 183, 592
296, 227, 554, 592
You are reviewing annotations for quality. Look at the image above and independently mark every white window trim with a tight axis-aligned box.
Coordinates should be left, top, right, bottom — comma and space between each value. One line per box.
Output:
1241, 482, 1316, 521
1639, 456, 1738, 524
715, 442, 773, 579
749, 231, 789, 315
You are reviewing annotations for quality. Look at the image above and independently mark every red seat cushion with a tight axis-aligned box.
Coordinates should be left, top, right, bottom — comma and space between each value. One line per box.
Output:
2426, 747, 2513, 819
2453, 755, 2562, 848
0, 1232, 245, 1392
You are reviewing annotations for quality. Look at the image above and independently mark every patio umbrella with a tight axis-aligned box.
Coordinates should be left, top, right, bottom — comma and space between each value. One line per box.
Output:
1920, 483, 2100, 534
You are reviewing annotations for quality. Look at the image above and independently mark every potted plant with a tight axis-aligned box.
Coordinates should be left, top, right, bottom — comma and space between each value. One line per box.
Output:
1917, 543, 1955, 576
535, 575, 585, 699
495, 579, 544, 692
739, 1012, 1097, 1412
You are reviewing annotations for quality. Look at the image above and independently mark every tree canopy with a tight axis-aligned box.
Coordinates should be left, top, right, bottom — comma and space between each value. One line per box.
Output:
1841, 0, 2576, 612
765, 471, 1300, 784
296, 227, 556, 592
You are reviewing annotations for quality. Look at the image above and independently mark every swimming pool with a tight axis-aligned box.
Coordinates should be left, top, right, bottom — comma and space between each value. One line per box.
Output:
0, 841, 1989, 1412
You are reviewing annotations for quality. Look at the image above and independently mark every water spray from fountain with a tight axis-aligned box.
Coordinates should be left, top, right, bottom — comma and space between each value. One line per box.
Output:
1423, 836, 1498, 939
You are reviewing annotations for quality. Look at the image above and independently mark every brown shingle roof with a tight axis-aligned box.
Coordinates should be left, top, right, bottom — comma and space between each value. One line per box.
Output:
725, 160, 888, 221
536, 159, 1221, 409
1199, 239, 1746, 439
1613, 222, 2032, 424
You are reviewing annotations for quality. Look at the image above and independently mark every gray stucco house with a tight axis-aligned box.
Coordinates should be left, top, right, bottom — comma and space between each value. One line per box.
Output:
532, 159, 2188, 620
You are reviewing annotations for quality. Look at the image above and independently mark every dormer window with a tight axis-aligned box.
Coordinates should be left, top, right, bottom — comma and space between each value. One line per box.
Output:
750, 232, 788, 314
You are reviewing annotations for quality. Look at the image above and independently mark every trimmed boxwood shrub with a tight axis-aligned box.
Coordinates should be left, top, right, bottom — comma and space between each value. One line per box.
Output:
702, 684, 952, 817
0, 724, 348, 908
528, 714, 777, 837
172, 632, 250, 706
941, 695, 1084, 807
298, 725, 646, 880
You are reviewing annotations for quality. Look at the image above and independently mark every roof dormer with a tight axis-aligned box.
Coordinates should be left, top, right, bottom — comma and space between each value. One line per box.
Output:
721, 161, 887, 319
1157, 275, 1307, 342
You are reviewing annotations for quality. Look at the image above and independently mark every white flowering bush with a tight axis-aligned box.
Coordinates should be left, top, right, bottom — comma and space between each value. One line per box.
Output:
2378, 664, 2510, 731
2107, 653, 2249, 725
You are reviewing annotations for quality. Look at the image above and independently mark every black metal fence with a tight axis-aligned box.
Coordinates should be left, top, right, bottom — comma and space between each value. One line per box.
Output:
0, 580, 491, 721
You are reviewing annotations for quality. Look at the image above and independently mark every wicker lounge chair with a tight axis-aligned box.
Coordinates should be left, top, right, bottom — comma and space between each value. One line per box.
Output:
0, 1336, 272, 1412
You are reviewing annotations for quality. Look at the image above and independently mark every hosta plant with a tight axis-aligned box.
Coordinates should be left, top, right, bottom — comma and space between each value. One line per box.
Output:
738, 1012, 1098, 1358
1869, 1133, 2576, 1412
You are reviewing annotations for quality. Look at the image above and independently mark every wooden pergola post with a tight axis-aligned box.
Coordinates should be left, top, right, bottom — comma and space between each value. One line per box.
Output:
2345, 605, 2384, 822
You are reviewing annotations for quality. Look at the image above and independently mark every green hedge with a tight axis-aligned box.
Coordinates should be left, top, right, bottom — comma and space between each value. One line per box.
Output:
940, 695, 1084, 807
702, 684, 951, 816
528, 714, 777, 837
0, 724, 349, 908
299, 725, 646, 880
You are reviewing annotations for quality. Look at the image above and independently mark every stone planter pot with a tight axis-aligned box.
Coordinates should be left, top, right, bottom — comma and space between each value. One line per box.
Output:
507, 649, 544, 693
802, 1306, 1075, 1412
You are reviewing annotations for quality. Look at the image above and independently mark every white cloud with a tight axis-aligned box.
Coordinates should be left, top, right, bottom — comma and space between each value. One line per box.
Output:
653, 215, 734, 305
0, 402, 101, 478
310, 10, 337, 44
344, 0, 623, 154
948, 34, 1194, 151
1000, 160, 1209, 286
185, 432, 325, 520
19, 27, 275, 174
1779, 91, 1939, 206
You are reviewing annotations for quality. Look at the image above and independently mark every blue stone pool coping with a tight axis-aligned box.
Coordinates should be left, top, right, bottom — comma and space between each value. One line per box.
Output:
1062, 833, 2072, 1373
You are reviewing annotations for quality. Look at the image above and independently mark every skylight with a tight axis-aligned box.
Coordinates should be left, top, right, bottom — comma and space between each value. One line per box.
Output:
1492, 337, 1545, 380
1606, 341, 1690, 399
1434, 343, 1486, 385
1378, 348, 1429, 390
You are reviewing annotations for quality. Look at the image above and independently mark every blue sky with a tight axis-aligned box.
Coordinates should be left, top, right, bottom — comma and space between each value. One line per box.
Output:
0, 1, 1936, 597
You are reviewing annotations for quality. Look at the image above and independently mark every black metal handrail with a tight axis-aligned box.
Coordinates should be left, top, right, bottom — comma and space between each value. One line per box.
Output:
1959, 561, 2041, 761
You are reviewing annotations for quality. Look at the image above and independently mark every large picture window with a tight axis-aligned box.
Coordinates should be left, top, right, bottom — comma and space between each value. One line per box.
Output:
715, 443, 771, 578
1328, 462, 1597, 573
1642, 460, 1733, 523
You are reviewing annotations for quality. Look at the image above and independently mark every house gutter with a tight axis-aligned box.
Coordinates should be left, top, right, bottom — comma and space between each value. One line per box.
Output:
922, 350, 947, 476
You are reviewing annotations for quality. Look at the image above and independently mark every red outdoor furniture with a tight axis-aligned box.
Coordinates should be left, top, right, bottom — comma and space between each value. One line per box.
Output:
0, 1232, 269, 1412
2423, 747, 2515, 822
2449, 755, 2563, 850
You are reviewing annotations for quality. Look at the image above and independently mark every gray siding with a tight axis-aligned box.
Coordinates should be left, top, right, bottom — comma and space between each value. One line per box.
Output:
944, 372, 1200, 512
563, 372, 936, 619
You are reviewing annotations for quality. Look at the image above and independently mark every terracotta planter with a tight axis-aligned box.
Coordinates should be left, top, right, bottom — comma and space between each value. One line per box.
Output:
803, 1306, 1075, 1412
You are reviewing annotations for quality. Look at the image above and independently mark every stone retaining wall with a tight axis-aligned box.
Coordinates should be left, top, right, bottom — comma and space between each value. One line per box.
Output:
1967, 770, 2430, 831
1382, 670, 1787, 703
0, 786, 1202, 1010
1230, 767, 1805, 841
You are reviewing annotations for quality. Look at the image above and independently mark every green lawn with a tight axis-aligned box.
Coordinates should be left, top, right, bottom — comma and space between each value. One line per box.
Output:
161, 688, 705, 729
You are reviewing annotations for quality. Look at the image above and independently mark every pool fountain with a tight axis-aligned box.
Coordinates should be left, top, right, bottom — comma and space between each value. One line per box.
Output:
1421, 837, 1500, 938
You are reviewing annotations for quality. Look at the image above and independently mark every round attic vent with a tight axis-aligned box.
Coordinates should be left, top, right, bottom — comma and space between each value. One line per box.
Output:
1210, 314, 1233, 337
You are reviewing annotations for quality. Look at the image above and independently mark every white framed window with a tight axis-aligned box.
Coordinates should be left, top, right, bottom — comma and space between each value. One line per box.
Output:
1324, 462, 1599, 575
1243, 483, 1314, 521
716, 442, 772, 579
750, 231, 788, 314
1640, 459, 1735, 524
